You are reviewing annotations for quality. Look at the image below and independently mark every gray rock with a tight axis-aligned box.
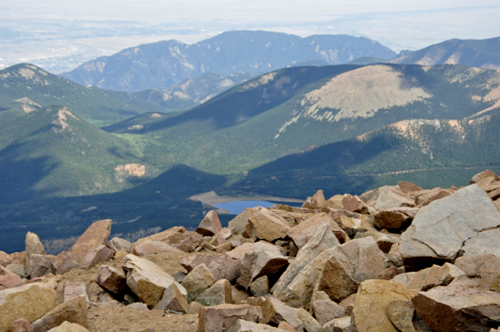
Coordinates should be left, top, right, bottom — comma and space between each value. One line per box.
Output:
107, 237, 131, 252
79, 245, 114, 269
25, 232, 46, 276
30, 254, 54, 278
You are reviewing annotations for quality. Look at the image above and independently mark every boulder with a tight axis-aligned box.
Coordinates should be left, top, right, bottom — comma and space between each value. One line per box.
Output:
261, 297, 304, 332
296, 308, 322, 332
247, 209, 291, 242
32, 295, 88, 332
47, 322, 89, 332
249, 276, 270, 297
196, 210, 223, 237
386, 300, 416, 332
51, 251, 79, 275
181, 263, 216, 302
11, 318, 34, 332
302, 190, 326, 209
393, 263, 465, 291
373, 207, 419, 231
69, 219, 112, 264
470, 169, 500, 185
30, 254, 54, 278
25, 232, 46, 276
195, 279, 232, 306
375, 187, 415, 210
412, 285, 500, 332
63, 282, 89, 303
312, 295, 345, 325
272, 223, 340, 302
398, 181, 422, 193
226, 320, 289, 332
131, 241, 177, 256
287, 213, 348, 249
342, 195, 367, 213
237, 246, 288, 290
107, 237, 131, 252
400, 184, 500, 271
228, 208, 261, 234
180, 253, 242, 283
352, 279, 416, 332
79, 245, 114, 269
198, 304, 262, 332
122, 254, 187, 310
0, 283, 57, 331
95, 265, 128, 294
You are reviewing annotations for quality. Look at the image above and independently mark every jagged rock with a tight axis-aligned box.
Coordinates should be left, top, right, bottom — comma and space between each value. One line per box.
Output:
314, 237, 387, 302
198, 304, 262, 332
398, 181, 422, 193
122, 254, 187, 309
181, 263, 216, 302
412, 285, 500, 332
334, 213, 373, 238
394, 263, 465, 291
0, 283, 57, 331
195, 279, 232, 306
455, 254, 500, 275
0, 265, 22, 289
131, 241, 177, 256
25, 232, 46, 276
11, 318, 34, 332
47, 321, 90, 332
400, 184, 500, 271
261, 296, 304, 332
352, 280, 416, 332
63, 282, 89, 303
388, 243, 403, 267
312, 294, 345, 325
133, 226, 189, 247
227, 319, 288, 332
79, 245, 114, 269
296, 308, 321, 332
246, 209, 291, 242
51, 251, 79, 275
470, 169, 500, 185
32, 295, 88, 332
415, 187, 451, 207
288, 213, 348, 249
302, 190, 326, 209
95, 265, 127, 294
0, 251, 12, 267
272, 223, 340, 305
228, 208, 261, 234
338, 294, 356, 316
373, 207, 419, 231
155, 282, 189, 313
176, 232, 204, 252
322, 316, 355, 332
69, 219, 111, 264
232, 286, 250, 304
107, 237, 131, 252
278, 321, 296, 332
342, 194, 367, 213
249, 276, 270, 297
237, 245, 288, 290
387, 300, 416, 332
375, 186, 415, 210
30, 254, 54, 278
196, 210, 223, 237
179, 253, 242, 282
7, 263, 27, 278
325, 195, 344, 210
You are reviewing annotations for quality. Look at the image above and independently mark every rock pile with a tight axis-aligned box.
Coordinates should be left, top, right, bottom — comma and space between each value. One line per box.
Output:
2, 170, 500, 331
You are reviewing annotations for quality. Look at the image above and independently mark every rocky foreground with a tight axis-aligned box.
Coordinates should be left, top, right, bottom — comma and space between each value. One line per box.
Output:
2, 170, 500, 332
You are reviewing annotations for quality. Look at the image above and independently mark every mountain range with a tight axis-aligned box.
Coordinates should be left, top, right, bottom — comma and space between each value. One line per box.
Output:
61, 31, 397, 91
2, 58, 500, 252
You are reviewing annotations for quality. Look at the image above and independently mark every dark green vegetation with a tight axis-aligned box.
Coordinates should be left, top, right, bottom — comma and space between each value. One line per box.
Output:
2, 61, 500, 253
62, 30, 397, 91
390, 37, 500, 69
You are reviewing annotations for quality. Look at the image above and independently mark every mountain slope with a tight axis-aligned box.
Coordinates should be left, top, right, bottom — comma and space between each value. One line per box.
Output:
0, 64, 175, 126
61, 30, 396, 91
388, 37, 500, 69
104, 64, 500, 176
0, 105, 151, 203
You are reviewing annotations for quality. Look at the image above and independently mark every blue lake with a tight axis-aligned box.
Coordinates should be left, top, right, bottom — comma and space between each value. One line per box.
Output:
214, 200, 301, 215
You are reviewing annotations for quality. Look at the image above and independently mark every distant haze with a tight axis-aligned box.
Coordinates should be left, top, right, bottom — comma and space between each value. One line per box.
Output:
1, 1, 499, 72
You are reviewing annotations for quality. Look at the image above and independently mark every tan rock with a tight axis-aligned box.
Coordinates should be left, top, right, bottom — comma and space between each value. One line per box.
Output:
0, 265, 22, 289
302, 190, 326, 209
352, 279, 416, 332
0, 251, 12, 267
388, 243, 403, 267
95, 265, 127, 294
198, 304, 262, 332
32, 295, 88, 332
470, 169, 500, 184
278, 321, 296, 332
404, 263, 465, 291
261, 296, 304, 332
387, 300, 416, 332
47, 321, 90, 332
342, 195, 367, 213
189, 301, 203, 314
196, 210, 223, 236
79, 245, 114, 269
237, 246, 288, 290
25, 232, 46, 276
63, 282, 89, 303
182, 263, 216, 302
176, 232, 204, 252
325, 195, 344, 210
322, 316, 355, 332
232, 286, 250, 304
312, 295, 345, 325
247, 209, 290, 242
69, 219, 111, 264
287, 213, 348, 249
0, 283, 57, 331
51, 251, 78, 275
195, 279, 232, 306
180, 253, 242, 283
249, 276, 270, 297
398, 181, 422, 193
107, 237, 131, 252
415, 188, 451, 207
412, 285, 500, 332
375, 187, 415, 210
296, 308, 322, 332
226, 319, 289, 332
373, 207, 419, 231
131, 240, 177, 256
454, 254, 500, 275
11, 318, 34, 332
228, 208, 261, 234
155, 282, 189, 313
338, 294, 356, 316
133, 226, 188, 247
122, 254, 187, 308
